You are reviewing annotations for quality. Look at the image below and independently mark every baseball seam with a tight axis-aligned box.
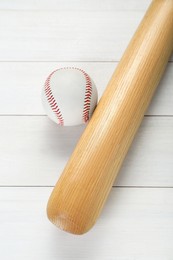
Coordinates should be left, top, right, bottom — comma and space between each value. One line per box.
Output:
75, 68, 93, 123
44, 67, 93, 125
44, 69, 64, 125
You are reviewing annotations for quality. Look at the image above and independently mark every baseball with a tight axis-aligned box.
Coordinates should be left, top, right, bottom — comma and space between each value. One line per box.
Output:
42, 67, 98, 126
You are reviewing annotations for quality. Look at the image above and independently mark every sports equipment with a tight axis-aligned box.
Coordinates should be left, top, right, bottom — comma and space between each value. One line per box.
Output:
47, 0, 173, 234
42, 67, 98, 126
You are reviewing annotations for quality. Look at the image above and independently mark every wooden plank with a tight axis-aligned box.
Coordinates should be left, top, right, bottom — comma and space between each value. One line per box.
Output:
0, 187, 173, 259
0, 116, 172, 187
0, 62, 172, 115
0, 0, 151, 11
0, 10, 172, 62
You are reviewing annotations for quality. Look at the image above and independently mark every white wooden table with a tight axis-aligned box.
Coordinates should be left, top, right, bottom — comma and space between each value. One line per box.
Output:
0, 1, 173, 259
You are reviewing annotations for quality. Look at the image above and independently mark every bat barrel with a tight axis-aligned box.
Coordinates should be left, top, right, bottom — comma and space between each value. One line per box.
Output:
47, 0, 173, 234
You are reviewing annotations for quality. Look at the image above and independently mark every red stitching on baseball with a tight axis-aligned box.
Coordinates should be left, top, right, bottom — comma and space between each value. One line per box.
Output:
44, 69, 64, 125
59, 67, 92, 123
83, 75, 92, 122
44, 67, 93, 125
71, 68, 93, 123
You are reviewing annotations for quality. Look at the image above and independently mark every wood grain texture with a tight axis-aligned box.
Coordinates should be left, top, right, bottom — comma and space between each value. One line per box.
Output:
0, 11, 143, 61
47, 0, 173, 234
0, 9, 172, 62
0, 62, 173, 115
1, 187, 173, 259
0, 117, 173, 187
0, 0, 151, 11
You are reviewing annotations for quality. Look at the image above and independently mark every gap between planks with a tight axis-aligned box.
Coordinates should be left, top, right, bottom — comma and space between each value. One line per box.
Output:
0, 115, 173, 117
0, 185, 173, 188
0, 60, 172, 63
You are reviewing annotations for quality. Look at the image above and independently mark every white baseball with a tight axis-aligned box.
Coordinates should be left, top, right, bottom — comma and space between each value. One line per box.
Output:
42, 67, 98, 126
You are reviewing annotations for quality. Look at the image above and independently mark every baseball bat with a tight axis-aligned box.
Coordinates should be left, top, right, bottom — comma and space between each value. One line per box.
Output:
47, 0, 173, 234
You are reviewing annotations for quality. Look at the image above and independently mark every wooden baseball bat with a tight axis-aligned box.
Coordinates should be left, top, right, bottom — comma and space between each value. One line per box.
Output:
47, 0, 173, 234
